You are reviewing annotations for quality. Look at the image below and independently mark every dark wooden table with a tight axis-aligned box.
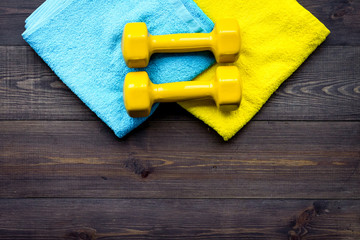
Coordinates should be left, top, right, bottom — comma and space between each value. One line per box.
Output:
0, 0, 359, 239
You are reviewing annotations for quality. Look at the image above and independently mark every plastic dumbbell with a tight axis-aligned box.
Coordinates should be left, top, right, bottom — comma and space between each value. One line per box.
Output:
124, 66, 242, 117
122, 19, 241, 68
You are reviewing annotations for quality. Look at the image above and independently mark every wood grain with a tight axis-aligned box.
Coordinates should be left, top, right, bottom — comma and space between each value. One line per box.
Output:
1, 45, 359, 121
0, 46, 96, 120
299, 0, 360, 46
0, 199, 358, 240
0, 120, 359, 199
0, 0, 359, 46
0, 1, 359, 239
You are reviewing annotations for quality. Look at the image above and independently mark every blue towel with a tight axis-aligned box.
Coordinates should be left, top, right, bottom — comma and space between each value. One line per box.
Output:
23, 0, 214, 137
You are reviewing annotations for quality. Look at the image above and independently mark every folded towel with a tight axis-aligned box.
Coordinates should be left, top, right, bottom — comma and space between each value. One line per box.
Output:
179, 0, 330, 140
23, 0, 214, 137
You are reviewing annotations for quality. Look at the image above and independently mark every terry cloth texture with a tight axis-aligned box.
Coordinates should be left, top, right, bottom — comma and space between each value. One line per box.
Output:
23, 0, 215, 138
179, 0, 330, 140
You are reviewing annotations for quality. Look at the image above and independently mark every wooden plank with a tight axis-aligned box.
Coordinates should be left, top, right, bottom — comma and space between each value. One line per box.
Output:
0, 46, 97, 120
0, 199, 358, 239
0, 45, 359, 121
0, 0, 44, 46
299, 0, 360, 46
257, 44, 360, 121
0, 0, 359, 46
0, 120, 359, 199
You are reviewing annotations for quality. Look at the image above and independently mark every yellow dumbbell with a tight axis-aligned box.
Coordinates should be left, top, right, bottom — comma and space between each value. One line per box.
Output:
124, 66, 242, 118
122, 19, 241, 68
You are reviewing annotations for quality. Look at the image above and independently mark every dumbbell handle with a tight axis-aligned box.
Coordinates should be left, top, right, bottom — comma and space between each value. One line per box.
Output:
150, 33, 213, 53
151, 81, 214, 102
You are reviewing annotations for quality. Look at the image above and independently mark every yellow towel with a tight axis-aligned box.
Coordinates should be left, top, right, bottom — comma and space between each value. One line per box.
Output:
179, 0, 330, 140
